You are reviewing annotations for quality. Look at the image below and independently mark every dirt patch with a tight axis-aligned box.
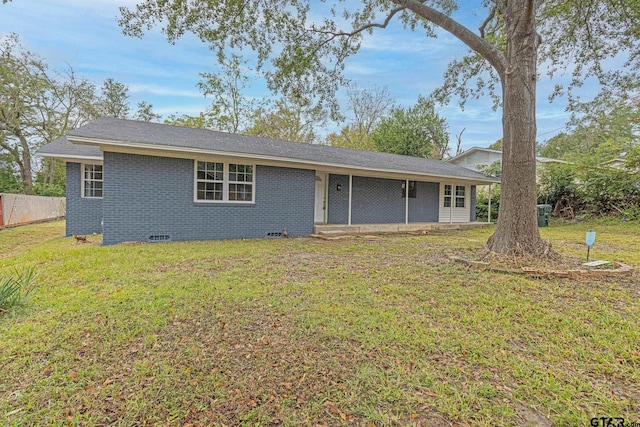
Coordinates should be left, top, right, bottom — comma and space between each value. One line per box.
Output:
515, 403, 554, 427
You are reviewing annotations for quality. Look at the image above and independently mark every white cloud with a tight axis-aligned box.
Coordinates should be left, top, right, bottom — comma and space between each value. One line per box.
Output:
128, 84, 203, 98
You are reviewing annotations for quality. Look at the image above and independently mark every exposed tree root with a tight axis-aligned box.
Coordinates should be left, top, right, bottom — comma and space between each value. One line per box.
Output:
486, 233, 557, 260
481, 239, 569, 269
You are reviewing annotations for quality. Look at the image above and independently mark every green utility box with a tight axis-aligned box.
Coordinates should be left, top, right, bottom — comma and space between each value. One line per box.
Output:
537, 204, 552, 227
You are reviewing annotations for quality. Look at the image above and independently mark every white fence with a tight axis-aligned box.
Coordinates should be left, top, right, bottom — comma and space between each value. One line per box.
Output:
0, 193, 66, 227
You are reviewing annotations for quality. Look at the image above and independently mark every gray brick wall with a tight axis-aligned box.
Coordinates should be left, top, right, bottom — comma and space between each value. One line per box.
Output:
408, 181, 439, 222
352, 176, 404, 224
327, 174, 349, 224
66, 162, 103, 236
101, 152, 315, 245
327, 174, 439, 224
470, 185, 477, 222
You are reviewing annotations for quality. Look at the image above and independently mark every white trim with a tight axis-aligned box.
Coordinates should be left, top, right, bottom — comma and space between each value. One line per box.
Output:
193, 160, 256, 204
323, 173, 329, 223
439, 182, 471, 223
405, 179, 409, 224
80, 163, 104, 199
455, 185, 466, 208
38, 153, 103, 163
348, 174, 352, 226
449, 182, 453, 224
68, 136, 499, 185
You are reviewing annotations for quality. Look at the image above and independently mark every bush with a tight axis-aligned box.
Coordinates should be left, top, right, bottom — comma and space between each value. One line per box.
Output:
0, 267, 37, 314
475, 185, 500, 222
537, 159, 640, 219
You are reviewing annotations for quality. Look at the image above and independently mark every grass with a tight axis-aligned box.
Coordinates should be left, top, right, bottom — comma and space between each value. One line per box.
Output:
0, 267, 37, 314
0, 220, 638, 426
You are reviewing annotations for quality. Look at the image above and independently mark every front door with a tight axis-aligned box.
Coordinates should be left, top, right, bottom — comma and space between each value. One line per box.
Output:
314, 174, 326, 223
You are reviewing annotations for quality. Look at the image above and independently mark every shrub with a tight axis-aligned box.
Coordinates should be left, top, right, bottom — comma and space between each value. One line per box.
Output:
475, 185, 500, 222
537, 158, 640, 219
0, 267, 37, 314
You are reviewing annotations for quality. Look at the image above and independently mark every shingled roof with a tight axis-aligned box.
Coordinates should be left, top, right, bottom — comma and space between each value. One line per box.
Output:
38, 117, 498, 183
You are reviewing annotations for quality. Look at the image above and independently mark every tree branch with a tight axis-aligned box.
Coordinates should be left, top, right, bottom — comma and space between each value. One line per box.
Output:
309, 6, 406, 39
390, 0, 507, 77
479, 4, 497, 39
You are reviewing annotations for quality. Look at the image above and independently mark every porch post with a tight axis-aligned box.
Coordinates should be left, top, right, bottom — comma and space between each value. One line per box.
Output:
348, 174, 353, 226
487, 183, 492, 223
405, 179, 409, 224
450, 182, 454, 224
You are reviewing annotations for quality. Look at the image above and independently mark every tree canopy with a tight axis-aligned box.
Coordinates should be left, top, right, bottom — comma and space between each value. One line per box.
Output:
327, 85, 393, 151
0, 34, 160, 195
372, 96, 449, 159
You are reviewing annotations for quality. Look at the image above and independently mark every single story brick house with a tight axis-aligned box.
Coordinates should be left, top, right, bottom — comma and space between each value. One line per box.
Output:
37, 118, 498, 245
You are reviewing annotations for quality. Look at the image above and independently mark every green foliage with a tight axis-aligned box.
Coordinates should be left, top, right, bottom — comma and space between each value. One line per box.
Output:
537, 159, 640, 218
34, 157, 65, 196
475, 185, 500, 222
541, 89, 639, 161
164, 112, 219, 130
0, 267, 37, 314
0, 154, 20, 193
244, 96, 327, 143
537, 163, 579, 205
326, 126, 378, 151
134, 101, 162, 122
198, 54, 263, 133
0, 34, 159, 195
97, 78, 130, 119
626, 144, 640, 169
327, 85, 393, 151
32, 182, 65, 197
487, 139, 503, 150
372, 96, 449, 159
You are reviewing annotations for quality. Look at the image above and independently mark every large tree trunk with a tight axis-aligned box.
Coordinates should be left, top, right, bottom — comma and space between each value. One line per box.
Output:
486, 1, 544, 254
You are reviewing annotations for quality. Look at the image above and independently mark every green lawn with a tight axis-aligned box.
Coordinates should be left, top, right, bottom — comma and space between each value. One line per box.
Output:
1, 220, 639, 426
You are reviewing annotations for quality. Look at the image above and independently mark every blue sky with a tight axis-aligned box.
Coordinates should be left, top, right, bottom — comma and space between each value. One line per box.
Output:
1, 0, 582, 152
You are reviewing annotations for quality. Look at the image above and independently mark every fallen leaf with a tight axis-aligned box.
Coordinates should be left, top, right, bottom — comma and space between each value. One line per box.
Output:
324, 401, 347, 420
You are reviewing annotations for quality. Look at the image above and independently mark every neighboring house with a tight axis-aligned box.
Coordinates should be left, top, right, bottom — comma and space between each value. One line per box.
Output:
37, 118, 498, 245
447, 147, 565, 177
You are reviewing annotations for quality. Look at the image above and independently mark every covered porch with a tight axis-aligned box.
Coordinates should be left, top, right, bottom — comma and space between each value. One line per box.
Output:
314, 171, 496, 229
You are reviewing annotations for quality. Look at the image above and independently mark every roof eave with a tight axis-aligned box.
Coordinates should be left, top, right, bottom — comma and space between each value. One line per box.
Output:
36, 151, 104, 162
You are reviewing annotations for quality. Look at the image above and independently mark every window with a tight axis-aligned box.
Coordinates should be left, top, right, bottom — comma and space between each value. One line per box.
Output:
455, 185, 466, 208
228, 164, 253, 201
196, 161, 223, 201
443, 184, 452, 207
401, 181, 417, 198
195, 161, 254, 203
82, 164, 103, 198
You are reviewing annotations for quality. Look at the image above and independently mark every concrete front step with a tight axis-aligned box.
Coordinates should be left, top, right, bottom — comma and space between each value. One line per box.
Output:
314, 222, 492, 235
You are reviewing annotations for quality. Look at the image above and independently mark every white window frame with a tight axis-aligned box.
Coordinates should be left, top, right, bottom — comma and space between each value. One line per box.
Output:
443, 184, 452, 208
193, 160, 256, 204
455, 185, 466, 208
81, 163, 103, 199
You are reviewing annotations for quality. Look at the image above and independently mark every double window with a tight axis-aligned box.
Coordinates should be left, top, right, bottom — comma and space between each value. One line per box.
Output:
444, 184, 465, 208
82, 164, 103, 198
195, 161, 254, 203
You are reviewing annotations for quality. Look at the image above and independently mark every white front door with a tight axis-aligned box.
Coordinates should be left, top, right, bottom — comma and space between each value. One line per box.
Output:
314, 174, 326, 223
